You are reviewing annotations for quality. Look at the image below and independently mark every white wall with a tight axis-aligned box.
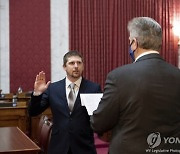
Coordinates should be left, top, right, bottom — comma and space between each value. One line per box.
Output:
50, 0, 68, 82
0, 0, 10, 93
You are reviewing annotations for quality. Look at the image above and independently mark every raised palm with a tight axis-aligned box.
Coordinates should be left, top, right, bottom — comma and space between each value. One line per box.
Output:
34, 71, 51, 93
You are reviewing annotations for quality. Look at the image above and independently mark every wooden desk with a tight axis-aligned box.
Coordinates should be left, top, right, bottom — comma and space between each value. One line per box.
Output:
17, 92, 31, 102
0, 93, 13, 101
0, 127, 40, 154
0, 106, 28, 134
0, 103, 52, 141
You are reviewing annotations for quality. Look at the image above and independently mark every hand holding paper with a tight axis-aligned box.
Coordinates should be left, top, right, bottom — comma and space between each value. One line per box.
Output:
80, 93, 103, 115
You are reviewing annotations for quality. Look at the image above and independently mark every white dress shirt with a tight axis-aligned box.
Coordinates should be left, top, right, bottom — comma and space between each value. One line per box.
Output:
134, 50, 159, 62
65, 77, 82, 105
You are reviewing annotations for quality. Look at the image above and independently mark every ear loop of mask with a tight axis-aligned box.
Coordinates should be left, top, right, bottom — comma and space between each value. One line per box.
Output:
129, 40, 135, 61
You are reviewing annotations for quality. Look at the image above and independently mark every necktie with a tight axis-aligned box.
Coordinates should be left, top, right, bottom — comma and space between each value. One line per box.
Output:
68, 83, 76, 112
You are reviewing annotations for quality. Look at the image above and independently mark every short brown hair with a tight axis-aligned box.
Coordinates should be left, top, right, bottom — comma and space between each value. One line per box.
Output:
63, 51, 83, 66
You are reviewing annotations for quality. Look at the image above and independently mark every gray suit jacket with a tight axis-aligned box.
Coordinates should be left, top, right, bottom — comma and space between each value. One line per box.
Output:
91, 54, 180, 154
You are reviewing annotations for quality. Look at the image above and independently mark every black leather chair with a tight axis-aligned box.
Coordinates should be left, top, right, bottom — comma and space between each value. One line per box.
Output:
37, 115, 49, 143
37, 115, 53, 154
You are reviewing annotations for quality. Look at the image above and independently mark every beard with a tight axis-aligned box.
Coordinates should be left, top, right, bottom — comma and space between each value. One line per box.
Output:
71, 71, 81, 78
67, 70, 82, 80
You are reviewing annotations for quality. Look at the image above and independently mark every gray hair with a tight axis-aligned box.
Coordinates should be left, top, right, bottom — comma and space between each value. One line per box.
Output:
127, 17, 162, 51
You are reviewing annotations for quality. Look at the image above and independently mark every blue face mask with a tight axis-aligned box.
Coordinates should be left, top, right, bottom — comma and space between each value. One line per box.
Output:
129, 41, 135, 61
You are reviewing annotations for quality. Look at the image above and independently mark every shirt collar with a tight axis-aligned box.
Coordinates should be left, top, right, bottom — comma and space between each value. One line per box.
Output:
134, 50, 159, 62
66, 76, 82, 88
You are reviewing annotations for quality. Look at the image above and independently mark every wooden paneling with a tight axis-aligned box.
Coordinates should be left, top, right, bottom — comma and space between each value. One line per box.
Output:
0, 106, 28, 133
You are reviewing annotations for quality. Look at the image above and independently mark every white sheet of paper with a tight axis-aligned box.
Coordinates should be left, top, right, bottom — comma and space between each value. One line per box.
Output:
80, 93, 103, 115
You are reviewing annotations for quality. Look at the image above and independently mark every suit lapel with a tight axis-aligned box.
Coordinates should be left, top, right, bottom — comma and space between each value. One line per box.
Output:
59, 78, 71, 114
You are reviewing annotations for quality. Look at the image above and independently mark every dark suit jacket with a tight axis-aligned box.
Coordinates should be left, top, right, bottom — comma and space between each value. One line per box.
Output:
28, 78, 101, 154
90, 54, 180, 154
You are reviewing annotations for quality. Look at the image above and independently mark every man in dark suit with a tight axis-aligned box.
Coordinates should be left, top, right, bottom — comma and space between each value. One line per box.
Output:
28, 51, 101, 154
90, 17, 180, 154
